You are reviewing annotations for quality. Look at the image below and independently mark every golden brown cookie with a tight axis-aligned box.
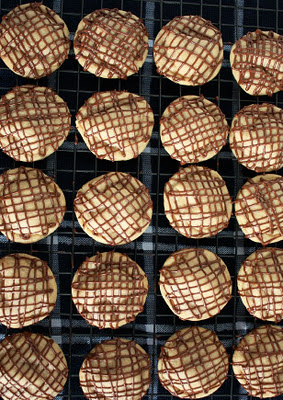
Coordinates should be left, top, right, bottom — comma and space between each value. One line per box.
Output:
229, 103, 283, 172
237, 247, 283, 322
74, 8, 148, 79
80, 338, 150, 400
0, 85, 71, 162
153, 15, 223, 86
232, 325, 283, 398
158, 326, 229, 399
72, 252, 148, 329
235, 174, 283, 245
0, 332, 68, 400
76, 91, 154, 161
159, 248, 232, 321
74, 172, 152, 246
160, 95, 228, 164
0, 166, 66, 243
230, 30, 283, 96
164, 165, 232, 239
0, 3, 70, 79
0, 253, 57, 328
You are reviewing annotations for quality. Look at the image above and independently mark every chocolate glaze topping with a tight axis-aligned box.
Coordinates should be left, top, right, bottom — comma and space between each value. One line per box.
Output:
160, 95, 228, 164
0, 3, 70, 79
159, 248, 232, 320
74, 8, 148, 79
158, 326, 229, 399
76, 90, 154, 161
237, 247, 283, 322
72, 252, 148, 329
0, 332, 68, 400
153, 15, 223, 85
0, 253, 56, 328
0, 85, 71, 162
80, 338, 151, 400
0, 166, 66, 242
229, 103, 283, 172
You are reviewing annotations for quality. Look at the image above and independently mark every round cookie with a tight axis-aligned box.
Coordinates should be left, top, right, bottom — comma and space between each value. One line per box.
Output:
158, 326, 229, 398
0, 332, 68, 400
0, 3, 70, 79
159, 248, 232, 321
235, 174, 283, 245
80, 338, 150, 400
72, 252, 148, 329
74, 171, 152, 246
230, 30, 283, 96
232, 325, 283, 398
153, 15, 223, 86
164, 165, 232, 239
160, 95, 228, 164
0, 166, 66, 243
237, 247, 283, 322
76, 91, 154, 161
0, 85, 71, 162
229, 103, 283, 172
0, 253, 57, 328
74, 8, 148, 79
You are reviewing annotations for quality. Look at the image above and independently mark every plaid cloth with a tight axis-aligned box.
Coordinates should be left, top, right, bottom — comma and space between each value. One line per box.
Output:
0, 0, 282, 399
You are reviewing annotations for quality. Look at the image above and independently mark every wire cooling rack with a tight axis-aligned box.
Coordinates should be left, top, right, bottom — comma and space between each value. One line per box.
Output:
0, 0, 282, 399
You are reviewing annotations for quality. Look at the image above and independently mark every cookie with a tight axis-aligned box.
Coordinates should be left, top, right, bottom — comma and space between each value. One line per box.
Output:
74, 172, 152, 246
0, 85, 71, 162
237, 247, 283, 322
0, 3, 70, 79
0, 166, 66, 243
0, 332, 68, 400
72, 252, 148, 329
160, 95, 228, 164
232, 325, 283, 398
0, 253, 57, 328
164, 165, 232, 239
158, 326, 229, 399
229, 103, 283, 172
80, 338, 150, 400
159, 248, 232, 321
235, 174, 283, 245
74, 8, 148, 79
230, 30, 283, 96
153, 15, 223, 86
76, 91, 154, 161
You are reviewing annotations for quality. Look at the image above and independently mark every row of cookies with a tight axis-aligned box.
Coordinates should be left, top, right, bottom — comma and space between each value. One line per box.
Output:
1, 4, 282, 97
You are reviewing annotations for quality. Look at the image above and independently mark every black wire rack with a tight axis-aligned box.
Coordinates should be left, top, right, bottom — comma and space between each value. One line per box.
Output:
0, 0, 282, 399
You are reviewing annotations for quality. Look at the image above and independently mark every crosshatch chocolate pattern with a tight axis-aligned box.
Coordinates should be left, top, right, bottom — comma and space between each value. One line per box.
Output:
0, 1, 282, 400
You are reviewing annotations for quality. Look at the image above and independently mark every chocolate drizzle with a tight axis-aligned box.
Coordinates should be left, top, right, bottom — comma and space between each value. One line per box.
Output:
74, 8, 149, 79
0, 253, 56, 328
74, 172, 153, 246
159, 248, 232, 321
80, 338, 151, 400
237, 247, 283, 322
0, 166, 66, 243
235, 175, 283, 245
0, 3, 70, 79
230, 103, 283, 172
0, 85, 71, 162
231, 30, 283, 96
76, 90, 154, 162
160, 95, 228, 164
153, 15, 223, 85
158, 326, 229, 399
164, 165, 232, 239
72, 252, 148, 329
0, 331, 68, 400
232, 325, 283, 398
